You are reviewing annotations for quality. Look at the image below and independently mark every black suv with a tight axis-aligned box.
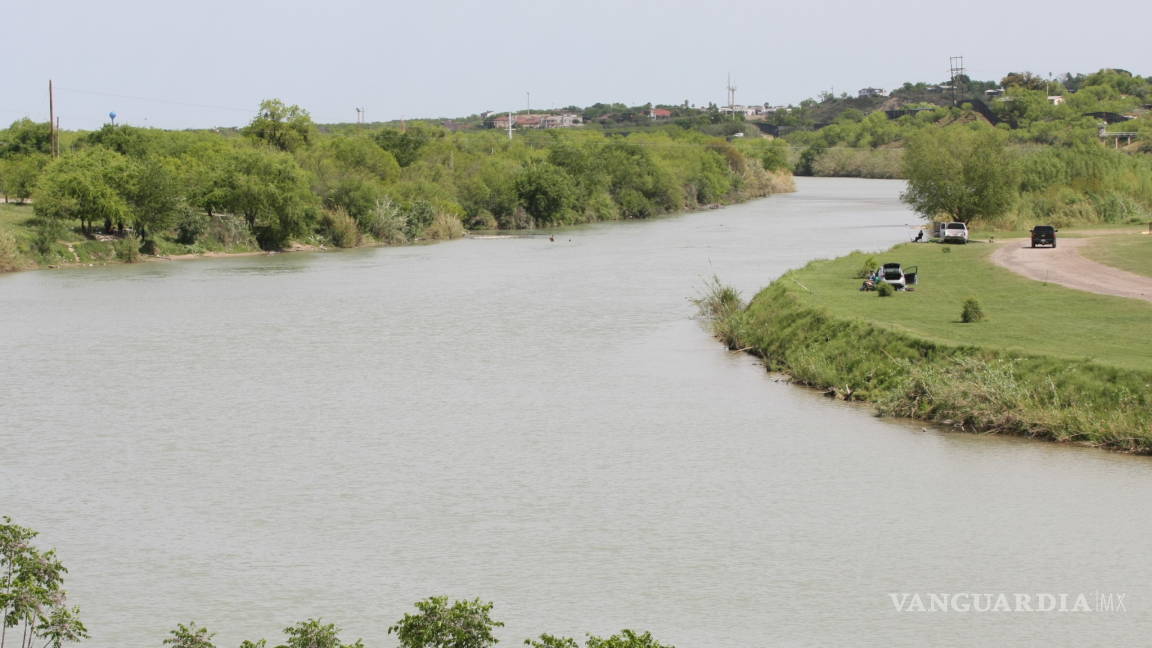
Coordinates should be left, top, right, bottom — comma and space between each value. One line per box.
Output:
1030, 225, 1057, 248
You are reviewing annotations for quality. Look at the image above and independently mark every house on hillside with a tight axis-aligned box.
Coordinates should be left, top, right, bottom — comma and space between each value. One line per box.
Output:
858, 87, 886, 98
486, 113, 581, 130
649, 108, 673, 119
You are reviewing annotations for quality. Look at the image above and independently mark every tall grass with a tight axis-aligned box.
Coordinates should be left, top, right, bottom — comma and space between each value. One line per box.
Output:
692, 276, 746, 349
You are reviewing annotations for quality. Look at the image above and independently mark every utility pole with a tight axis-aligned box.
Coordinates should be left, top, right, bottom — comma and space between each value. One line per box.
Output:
507, 111, 513, 140
48, 79, 58, 157
726, 74, 738, 120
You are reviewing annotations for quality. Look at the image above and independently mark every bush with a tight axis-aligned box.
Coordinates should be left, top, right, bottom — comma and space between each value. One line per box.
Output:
206, 214, 255, 249
876, 281, 894, 297
0, 230, 23, 272
31, 218, 65, 259
961, 297, 985, 322
360, 198, 408, 244
175, 208, 209, 245
422, 212, 464, 240
319, 208, 360, 248
116, 233, 142, 263
854, 256, 879, 278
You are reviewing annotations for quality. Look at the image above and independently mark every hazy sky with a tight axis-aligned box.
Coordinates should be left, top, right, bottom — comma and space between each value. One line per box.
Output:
4, 0, 1149, 130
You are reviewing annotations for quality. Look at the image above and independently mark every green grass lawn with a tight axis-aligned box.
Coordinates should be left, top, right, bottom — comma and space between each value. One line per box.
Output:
1081, 233, 1152, 278
0, 202, 36, 233
783, 241, 1152, 372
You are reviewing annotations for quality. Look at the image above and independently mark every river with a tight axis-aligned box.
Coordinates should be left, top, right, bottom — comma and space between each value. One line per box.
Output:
2, 178, 1150, 647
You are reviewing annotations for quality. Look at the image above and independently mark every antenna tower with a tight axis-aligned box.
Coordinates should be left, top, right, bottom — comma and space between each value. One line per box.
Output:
949, 56, 966, 106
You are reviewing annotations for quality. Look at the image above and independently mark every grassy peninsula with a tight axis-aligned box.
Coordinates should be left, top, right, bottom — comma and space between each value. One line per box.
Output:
700, 237, 1152, 453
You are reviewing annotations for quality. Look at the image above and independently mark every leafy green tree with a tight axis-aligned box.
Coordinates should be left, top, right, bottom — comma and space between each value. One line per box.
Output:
585, 630, 674, 648
83, 124, 155, 157
0, 118, 52, 157
1, 517, 88, 648
0, 154, 49, 203
33, 147, 131, 234
388, 596, 503, 648
323, 136, 401, 181
210, 148, 318, 249
276, 619, 363, 648
374, 124, 444, 167
524, 635, 578, 648
163, 622, 217, 648
515, 162, 577, 224
123, 157, 186, 250
244, 99, 316, 152
901, 125, 1016, 224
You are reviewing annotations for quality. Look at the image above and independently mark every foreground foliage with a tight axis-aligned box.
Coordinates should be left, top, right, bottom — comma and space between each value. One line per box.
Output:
0, 518, 87, 648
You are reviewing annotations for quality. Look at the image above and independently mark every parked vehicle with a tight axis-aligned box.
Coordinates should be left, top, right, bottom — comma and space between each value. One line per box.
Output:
939, 222, 969, 244
1030, 225, 1057, 248
861, 263, 919, 291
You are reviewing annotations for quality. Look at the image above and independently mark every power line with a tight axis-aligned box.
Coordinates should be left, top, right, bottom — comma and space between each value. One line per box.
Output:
54, 87, 253, 113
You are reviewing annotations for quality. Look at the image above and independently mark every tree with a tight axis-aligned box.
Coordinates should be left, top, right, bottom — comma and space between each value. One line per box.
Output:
388, 596, 503, 648
374, 125, 444, 167
244, 100, 316, 152
276, 619, 362, 648
209, 148, 318, 249
33, 148, 131, 234
0, 119, 52, 157
515, 162, 577, 224
164, 622, 217, 648
585, 631, 674, 648
0, 154, 49, 203
524, 635, 578, 648
123, 157, 186, 250
901, 125, 1016, 224
1, 517, 88, 648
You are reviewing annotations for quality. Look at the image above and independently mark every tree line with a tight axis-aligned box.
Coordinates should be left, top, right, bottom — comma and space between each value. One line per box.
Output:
0, 100, 792, 265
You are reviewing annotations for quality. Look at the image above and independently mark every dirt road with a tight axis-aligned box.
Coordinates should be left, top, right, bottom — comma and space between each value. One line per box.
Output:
989, 237, 1152, 302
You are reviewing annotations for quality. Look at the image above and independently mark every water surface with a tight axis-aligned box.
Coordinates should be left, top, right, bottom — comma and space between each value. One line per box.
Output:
3, 178, 1149, 647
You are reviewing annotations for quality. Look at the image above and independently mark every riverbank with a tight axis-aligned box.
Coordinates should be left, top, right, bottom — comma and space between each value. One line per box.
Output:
0, 172, 795, 275
702, 237, 1152, 452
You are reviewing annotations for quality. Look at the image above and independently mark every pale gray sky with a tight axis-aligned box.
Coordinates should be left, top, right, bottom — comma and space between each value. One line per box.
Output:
4, 0, 1149, 130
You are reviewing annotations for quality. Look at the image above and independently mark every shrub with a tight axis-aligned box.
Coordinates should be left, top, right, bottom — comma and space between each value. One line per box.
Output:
961, 297, 985, 322
31, 218, 65, 259
116, 233, 142, 263
854, 256, 879, 278
206, 214, 255, 249
319, 208, 360, 248
876, 282, 894, 297
0, 230, 23, 272
360, 198, 408, 244
422, 212, 464, 240
175, 208, 209, 245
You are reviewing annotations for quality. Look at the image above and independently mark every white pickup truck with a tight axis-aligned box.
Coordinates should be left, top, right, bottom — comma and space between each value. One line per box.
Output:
937, 221, 969, 244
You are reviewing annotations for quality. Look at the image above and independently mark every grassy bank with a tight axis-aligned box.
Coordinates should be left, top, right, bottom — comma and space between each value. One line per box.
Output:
1082, 232, 1152, 278
702, 241, 1152, 452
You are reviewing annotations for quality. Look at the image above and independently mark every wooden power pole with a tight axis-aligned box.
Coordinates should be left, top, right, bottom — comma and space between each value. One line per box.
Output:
49, 79, 58, 157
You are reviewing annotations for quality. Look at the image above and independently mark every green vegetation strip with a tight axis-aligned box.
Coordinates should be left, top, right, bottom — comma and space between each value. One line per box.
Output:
1081, 233, 1152, 278
705, 241, 1152, 452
